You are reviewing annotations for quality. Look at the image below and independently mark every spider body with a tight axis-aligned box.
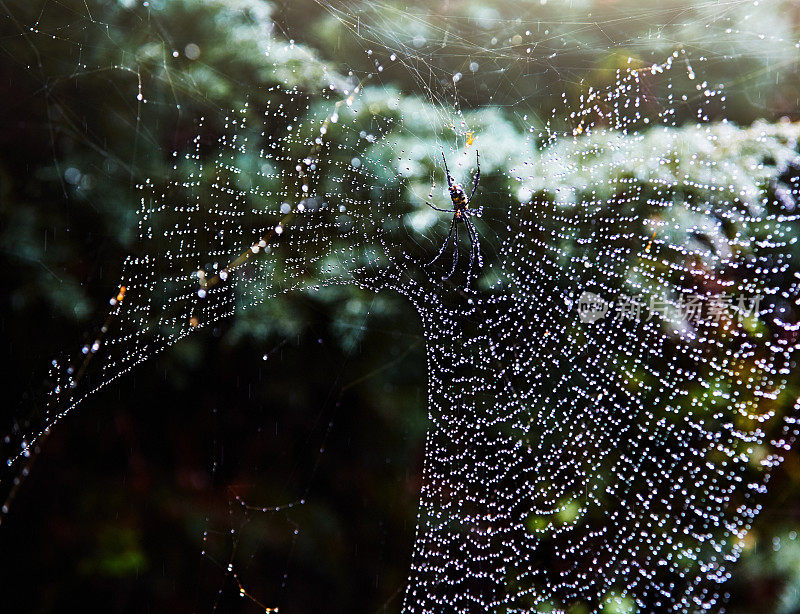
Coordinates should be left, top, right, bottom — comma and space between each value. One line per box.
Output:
426, 151, 483, 281
449, 183, 468, 209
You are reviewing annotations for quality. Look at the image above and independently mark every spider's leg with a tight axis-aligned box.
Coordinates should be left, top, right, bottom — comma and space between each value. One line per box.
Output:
427, 217, 457, 266
465, 216, 483, 269
463, 218, 476, 285
425, 201, 456, 213
443, 219, 460, 280
442, 151, 453, 188
474, 221, 483, 268
466, 206, 484, 217
468, 150, 480, 201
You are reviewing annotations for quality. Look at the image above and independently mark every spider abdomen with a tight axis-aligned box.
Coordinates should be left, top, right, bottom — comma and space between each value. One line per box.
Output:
450, 185, 468, 207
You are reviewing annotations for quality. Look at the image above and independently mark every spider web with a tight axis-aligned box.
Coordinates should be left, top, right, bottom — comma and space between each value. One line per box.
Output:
3, 0, 800, 612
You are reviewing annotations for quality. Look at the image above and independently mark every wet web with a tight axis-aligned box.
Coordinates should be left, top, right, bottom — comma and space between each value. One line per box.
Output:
3, 1, 800, 612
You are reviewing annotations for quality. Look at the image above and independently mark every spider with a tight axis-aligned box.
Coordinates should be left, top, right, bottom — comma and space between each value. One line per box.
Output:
426, 150, 483, 281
